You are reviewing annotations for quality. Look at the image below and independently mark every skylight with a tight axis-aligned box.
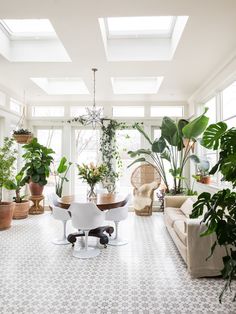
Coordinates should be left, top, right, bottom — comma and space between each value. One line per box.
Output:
111, 77, 164, 94
30, 78, 89, 95
106, 16, 175, 38
1, 19, 56, 38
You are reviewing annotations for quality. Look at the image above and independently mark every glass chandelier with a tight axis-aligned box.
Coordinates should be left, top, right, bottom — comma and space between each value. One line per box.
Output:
84, 68, 103, 128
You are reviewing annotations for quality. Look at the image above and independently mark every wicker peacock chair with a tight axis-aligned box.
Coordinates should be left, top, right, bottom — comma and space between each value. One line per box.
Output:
131, 163, 161, 216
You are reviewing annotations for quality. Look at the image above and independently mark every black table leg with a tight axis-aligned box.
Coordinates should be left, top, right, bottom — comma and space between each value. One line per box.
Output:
67, 225, 114, 248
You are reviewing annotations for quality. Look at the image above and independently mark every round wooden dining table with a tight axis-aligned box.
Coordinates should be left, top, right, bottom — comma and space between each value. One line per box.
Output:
58, 193, 130, 247
58, 193, 130, 210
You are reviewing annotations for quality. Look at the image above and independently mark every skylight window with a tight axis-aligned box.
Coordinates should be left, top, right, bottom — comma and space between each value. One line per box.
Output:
30, 78, 89, 95
106, 16, 175, 38
0, 19, 56, 38
111, 77, 163, 94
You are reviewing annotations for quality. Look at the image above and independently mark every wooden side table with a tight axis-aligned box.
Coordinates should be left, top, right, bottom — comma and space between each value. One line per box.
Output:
29, 195, 44, 215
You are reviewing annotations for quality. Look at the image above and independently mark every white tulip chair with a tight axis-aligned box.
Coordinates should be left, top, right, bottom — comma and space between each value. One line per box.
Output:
105, 205, 129, 246
69, 202, 105, 259
48, 193, 71, 245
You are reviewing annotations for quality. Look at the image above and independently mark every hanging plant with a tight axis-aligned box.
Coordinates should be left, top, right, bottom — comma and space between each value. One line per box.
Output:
100, 119, 126, 192
13, 128, 33, 144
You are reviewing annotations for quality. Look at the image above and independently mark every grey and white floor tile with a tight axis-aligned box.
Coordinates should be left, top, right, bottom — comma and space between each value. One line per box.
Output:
0, 212, 235, 314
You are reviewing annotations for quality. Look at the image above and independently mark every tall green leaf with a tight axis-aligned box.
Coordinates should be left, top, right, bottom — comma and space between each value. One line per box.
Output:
152, 137, 166, 153
134, 123, 153, 145
182, 108, 209, 139
161, 117, 179, 146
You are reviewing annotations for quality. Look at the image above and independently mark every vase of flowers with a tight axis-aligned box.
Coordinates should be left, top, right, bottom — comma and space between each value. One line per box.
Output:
77, 162, 108, 199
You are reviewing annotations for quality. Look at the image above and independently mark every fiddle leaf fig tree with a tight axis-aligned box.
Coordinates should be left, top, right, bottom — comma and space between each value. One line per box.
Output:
0, 137, 17, 203
128, 109, 209, 194
21, 138, 55, 186
191, 122, 236, 302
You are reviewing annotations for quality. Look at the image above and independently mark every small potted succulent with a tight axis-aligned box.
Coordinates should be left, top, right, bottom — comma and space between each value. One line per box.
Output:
13, 128, 33, 144
4, 171, 30, 219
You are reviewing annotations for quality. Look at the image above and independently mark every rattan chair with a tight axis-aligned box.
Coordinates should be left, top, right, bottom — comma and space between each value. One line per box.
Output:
131, 164, 161, 216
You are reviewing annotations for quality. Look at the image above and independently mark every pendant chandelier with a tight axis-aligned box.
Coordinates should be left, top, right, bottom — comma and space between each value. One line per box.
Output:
84, 68, 103, 128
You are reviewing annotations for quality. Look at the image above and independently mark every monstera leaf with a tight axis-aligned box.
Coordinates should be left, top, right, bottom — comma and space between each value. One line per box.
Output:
182, 107, 209, 139
201, 122, 227, 150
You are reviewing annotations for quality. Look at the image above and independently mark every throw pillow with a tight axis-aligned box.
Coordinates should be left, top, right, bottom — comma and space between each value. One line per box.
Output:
180, 198, 195, 217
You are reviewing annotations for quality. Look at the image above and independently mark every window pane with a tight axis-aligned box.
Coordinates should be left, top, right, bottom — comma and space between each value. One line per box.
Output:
116, 129, 141, 197
222, 81, 236, 120
10, 98, 21, 114
113, 106, 144, 117
32, 106, 64, 117
73, 129, 100, 194
36, 129, 62, 197
150, 106, 183, 117
205, 97, 216, 125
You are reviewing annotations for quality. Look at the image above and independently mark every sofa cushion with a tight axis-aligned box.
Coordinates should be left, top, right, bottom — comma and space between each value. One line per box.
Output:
164, 207, 186, 227
180, 198, 195, 217
173, 220, 187, 246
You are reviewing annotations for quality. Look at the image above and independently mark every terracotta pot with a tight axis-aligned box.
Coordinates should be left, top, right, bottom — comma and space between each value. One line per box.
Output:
13, 200, 30, 219
200, 176, 211, 184
29, 182, 44, 196
0, 202, 15, 230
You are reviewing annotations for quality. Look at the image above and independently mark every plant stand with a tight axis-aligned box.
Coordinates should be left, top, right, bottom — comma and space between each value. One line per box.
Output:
29, 195, 44, 215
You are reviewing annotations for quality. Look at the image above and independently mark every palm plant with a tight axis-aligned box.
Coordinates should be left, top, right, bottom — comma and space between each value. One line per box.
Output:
128, 109, 209, 194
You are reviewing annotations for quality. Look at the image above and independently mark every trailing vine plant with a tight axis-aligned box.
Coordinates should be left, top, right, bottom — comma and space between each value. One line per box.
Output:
100, 119, 126, 192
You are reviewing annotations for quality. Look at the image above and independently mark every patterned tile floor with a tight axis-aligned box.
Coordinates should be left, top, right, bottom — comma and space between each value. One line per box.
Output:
0, 212, 235, 314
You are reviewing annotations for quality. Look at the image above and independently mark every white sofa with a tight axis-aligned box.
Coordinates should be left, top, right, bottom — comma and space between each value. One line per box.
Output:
164, 195, 225, 277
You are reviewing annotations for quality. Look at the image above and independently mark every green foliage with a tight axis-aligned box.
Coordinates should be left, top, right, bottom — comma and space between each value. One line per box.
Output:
13, 128, 32, 135
54, 157, 72, 197
21, 138, 55, 186
0, 137, 17, 202
191, 122, 236, 303
100, 119, 126, 192
128, 109, 208, 194
4, 170, 27, 203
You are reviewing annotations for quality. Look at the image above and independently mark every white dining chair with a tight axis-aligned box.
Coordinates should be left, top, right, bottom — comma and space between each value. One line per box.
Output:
69, 202, 105, 259
49, 196, 71, 245
105, 205, 129, 246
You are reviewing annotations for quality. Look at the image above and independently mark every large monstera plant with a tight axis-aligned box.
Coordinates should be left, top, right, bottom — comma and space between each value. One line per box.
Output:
191, 121, 236, 303
128, 109, 209, 194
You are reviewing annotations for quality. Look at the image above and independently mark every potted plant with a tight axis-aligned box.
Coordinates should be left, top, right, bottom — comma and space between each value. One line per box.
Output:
21, 138, 55, 196
128, 108, 209, 194
53, 157, 72, 197
13, 128, 33, 144
0, 137, 17, 230
191, 121, 236, 302
197, 159, 211, 184
77, 162, 108, 199
4, 171, 30, 219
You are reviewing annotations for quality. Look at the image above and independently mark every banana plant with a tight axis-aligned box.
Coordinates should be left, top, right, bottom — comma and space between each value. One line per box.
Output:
54, 157, 72, 197
128, 109, 209, 194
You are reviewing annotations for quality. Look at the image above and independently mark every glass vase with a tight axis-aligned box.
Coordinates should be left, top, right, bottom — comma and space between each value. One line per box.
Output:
87, 184, 97, 200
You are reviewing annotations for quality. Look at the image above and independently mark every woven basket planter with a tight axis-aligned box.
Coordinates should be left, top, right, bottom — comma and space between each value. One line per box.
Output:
13, 134, 33, 144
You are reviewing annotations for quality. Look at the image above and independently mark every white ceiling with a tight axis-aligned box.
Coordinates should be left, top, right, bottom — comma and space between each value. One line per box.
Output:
0, 0, 236, 104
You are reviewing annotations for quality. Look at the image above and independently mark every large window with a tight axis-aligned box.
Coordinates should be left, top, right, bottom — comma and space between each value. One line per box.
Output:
72, 128, 100, 194
116, 129, 141, 196
150, 106, 183, 117
222, 81, 236, 128
36, 128, 62, 196
32, 106, 64, 117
